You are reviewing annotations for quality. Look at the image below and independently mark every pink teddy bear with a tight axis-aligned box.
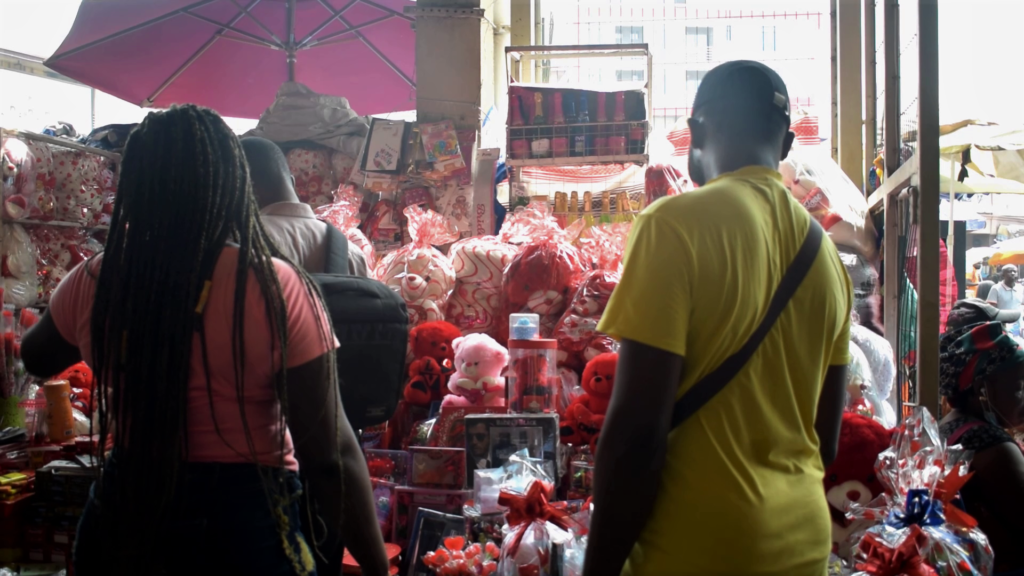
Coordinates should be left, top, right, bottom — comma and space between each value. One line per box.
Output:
441, 333, 509, 407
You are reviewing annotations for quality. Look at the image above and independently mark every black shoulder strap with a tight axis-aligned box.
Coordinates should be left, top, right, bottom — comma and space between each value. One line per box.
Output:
670, 221, 824, 430
321, 223, 351, 276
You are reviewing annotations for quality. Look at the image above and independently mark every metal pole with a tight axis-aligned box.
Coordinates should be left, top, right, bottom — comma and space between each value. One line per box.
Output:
915, 0, 940, 415
90, 88, 96, 131
864, 0, 877, 190
883, 0, 900, 176
830, 0, 838, 162
286, 0, 296, 82
838, 0, 863, 189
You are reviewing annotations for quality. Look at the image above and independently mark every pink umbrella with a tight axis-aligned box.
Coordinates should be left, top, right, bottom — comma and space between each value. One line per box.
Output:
45, 0, 416, 119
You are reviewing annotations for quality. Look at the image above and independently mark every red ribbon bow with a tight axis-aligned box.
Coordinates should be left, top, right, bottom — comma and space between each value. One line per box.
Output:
497, 481, 571, 557
934, 469, 978, 529
855, 525, 938, 576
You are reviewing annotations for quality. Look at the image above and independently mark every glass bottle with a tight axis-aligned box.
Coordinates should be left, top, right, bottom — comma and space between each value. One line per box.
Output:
551, 92, 569, 158
608, 92, 628, 156
571, 92, 590, 157
509, 94, 528, 160
530, 92, 551, 159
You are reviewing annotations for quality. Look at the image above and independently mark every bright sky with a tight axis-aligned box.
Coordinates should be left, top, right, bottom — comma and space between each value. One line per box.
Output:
0, 0, 1021, 132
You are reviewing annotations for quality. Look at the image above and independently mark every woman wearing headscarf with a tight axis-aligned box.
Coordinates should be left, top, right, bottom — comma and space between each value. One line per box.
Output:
939, 322, 1024, 574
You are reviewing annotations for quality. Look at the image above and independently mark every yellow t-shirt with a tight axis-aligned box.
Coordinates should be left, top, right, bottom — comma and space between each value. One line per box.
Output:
598, 166, 853, 576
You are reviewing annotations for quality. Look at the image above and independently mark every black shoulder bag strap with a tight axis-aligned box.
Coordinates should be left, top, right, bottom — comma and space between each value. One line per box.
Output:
321, 223, 351, 276
670, 221, 824, 430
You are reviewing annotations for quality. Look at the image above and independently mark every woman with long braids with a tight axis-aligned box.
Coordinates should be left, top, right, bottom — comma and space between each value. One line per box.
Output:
22, 105, 389, 576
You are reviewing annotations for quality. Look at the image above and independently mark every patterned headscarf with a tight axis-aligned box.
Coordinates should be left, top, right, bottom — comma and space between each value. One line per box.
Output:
939, 322, 1024, 398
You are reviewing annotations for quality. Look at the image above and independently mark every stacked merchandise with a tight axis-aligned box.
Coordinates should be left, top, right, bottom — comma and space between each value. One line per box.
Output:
0, 356, 99, 569
828, 409, 994, 576
506, 86, 648, 162
1, 130, 115, 309
355, 201, 634, 574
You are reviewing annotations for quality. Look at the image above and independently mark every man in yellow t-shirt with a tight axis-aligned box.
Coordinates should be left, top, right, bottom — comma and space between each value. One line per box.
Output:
582, 61, 853, 576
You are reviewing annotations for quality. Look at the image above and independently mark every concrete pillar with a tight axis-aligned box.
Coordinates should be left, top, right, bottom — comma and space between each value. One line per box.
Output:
863, 0, 877, 188
510, 0, 535, 82
493, 0, 511, 125
412, 0, 498, 130
837, 0, 864, 190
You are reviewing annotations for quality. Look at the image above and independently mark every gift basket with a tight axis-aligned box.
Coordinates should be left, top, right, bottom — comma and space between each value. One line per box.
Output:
643, 163, 686, 206
447, 236, 520, 338
2, 224, 39, 307
496, 480, 574, 576
837, 408, 994, 576
315, 184, 376, 266
375, 206, 459, 327
553, 224, 629, 371
497, 206, 586, 345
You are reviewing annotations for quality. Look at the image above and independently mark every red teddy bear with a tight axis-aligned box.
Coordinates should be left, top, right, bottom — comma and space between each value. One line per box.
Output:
560, 353, 617, 452
403, 320, 462, 406
824, 412, 893, 558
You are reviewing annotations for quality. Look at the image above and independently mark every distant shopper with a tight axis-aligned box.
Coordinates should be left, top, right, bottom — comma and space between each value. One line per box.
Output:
987, 265, 1024, 335
938, 322, 1024, 574
241, 137, 368, 276
977, 280, 996, 302
981, 256, 997, 281
967, 262, 982, 298
583, 61, 851, 576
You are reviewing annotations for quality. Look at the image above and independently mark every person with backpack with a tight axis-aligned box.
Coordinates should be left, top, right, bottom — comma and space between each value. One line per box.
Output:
241, 137, 368, 277
242, 137, 409, 433
21, 106, 389, 576
582, 62, 853, 576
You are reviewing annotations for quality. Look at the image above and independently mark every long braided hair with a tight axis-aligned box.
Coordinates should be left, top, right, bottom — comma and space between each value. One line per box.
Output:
89, 105, 335, 572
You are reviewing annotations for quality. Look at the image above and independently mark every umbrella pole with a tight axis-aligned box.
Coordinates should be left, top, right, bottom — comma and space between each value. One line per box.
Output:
287, 0, 296, 81
947, 156, 956, 303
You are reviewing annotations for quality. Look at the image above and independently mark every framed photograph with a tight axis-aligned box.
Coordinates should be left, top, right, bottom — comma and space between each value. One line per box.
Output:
489, 426, 543, 468
463, 414, 559, 486
361, 118, 407, 174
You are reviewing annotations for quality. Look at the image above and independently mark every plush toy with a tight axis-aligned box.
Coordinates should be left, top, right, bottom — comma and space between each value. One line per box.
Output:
559, 353, 617, 451
58, 362, 94, 417
442, 333, 509, 407
553, 271, 619, 370
500, 238, 584, 344
403, 320, 462, 406
824, 412, 893, 558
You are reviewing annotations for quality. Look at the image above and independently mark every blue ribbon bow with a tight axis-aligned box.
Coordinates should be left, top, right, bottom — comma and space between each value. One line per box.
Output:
885, 489, 946, 529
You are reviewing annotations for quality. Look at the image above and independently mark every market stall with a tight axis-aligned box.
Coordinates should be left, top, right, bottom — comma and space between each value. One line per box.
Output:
0, 8, 1009, 574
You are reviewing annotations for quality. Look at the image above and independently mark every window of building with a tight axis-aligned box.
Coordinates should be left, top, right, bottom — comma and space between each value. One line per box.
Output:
685, 26, 713, 61
685, 70, 707, 96
726, 25, 732, 41
616, 70, 645, 82
615, 26, 644, 45
762, 26, 777, 51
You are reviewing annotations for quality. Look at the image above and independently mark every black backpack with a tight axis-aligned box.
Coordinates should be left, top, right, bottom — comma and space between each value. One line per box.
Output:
311, 225, 409, 431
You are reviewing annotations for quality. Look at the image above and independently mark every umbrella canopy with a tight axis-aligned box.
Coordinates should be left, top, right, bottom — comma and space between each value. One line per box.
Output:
966, 246, 995, 265
45, 0, 416, 119
989, 236, 1024, 267
939, 158, 1024, 194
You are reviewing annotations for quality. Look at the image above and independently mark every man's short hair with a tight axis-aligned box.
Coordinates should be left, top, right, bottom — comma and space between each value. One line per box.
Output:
1002, 264, 1017, 273
240, 137, 290, 189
